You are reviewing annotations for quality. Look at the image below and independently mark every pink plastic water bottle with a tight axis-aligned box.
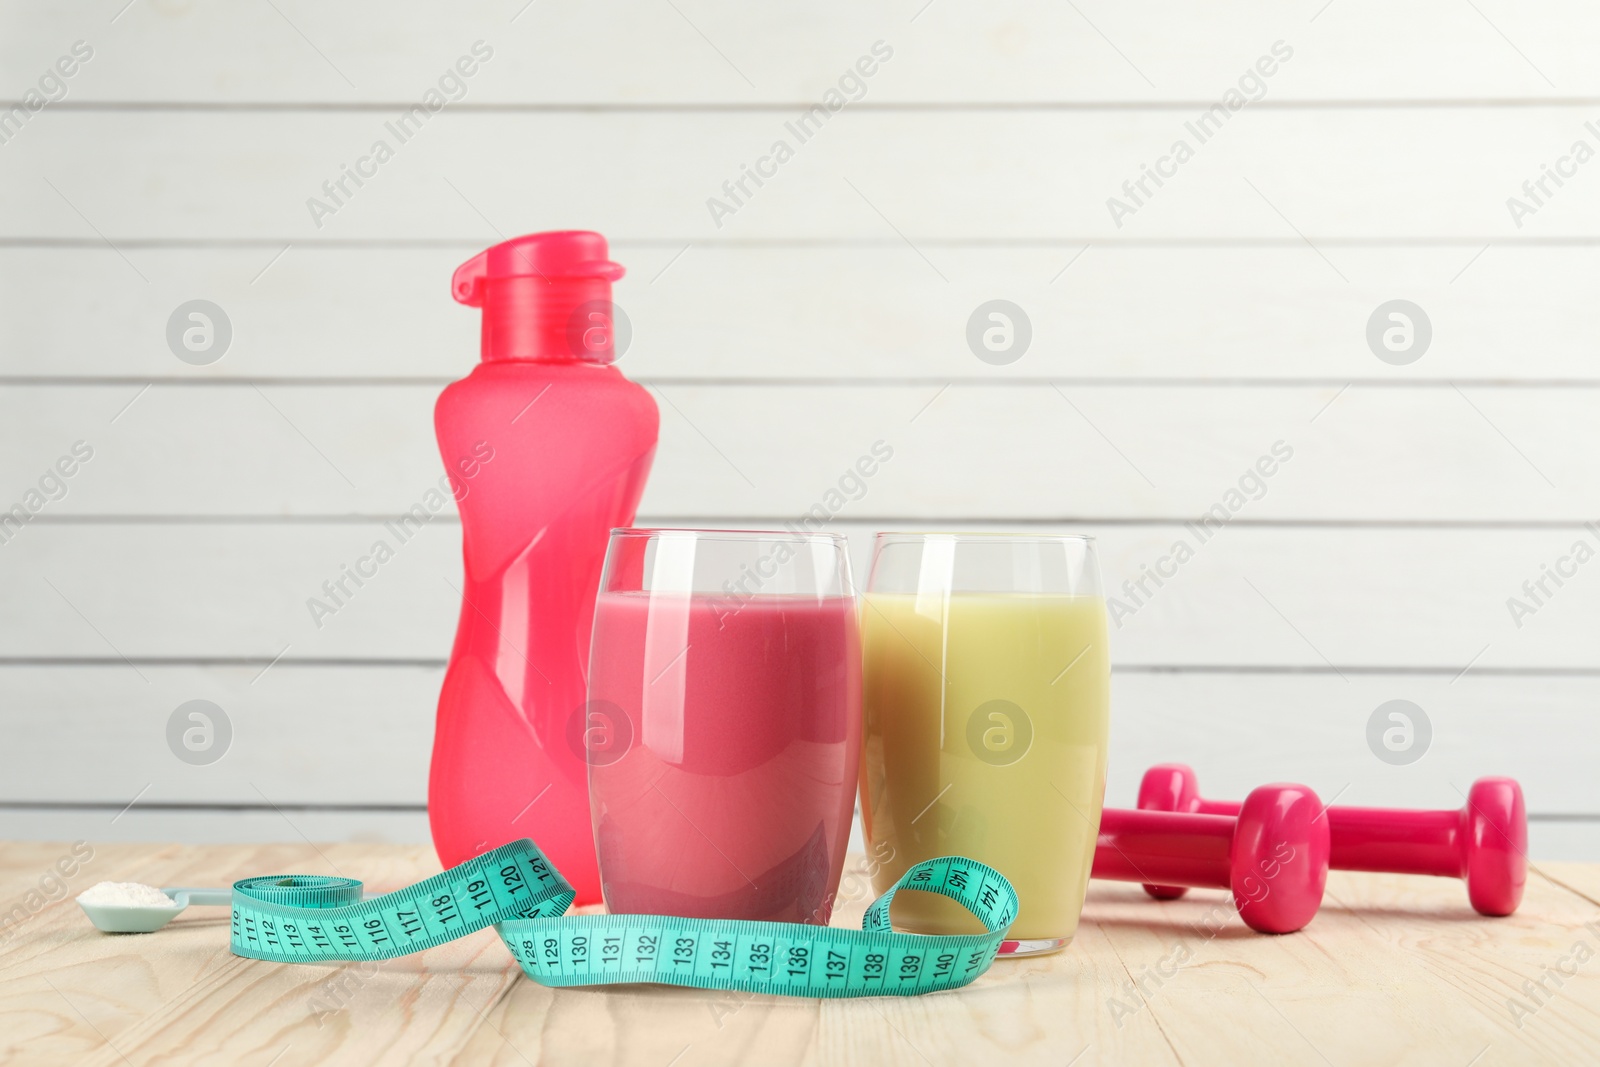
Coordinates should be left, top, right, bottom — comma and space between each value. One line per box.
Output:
430, 231, 658, 904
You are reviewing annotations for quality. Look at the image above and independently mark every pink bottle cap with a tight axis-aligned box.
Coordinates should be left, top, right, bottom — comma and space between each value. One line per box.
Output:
452, 231, 626, 364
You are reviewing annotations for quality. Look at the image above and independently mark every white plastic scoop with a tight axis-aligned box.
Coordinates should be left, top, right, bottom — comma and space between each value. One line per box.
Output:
76, 882, 231, 934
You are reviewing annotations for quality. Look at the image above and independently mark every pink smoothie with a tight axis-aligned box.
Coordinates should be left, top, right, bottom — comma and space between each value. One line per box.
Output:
587, 591, 861, 923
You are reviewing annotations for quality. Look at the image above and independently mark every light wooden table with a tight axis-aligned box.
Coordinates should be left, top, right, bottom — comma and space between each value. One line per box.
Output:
4, 842, 1598, 1066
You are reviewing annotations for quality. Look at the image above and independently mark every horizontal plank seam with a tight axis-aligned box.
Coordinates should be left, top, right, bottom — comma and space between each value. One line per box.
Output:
7, 237, 1600, 249
30, 99, 1600, 113
10, 515, 1600, 530
2, 658, 1598, 677
7, 377, 1600, 390
3, 803, 1597, 821
1535, 867, 1600, 910
0, 801, 427, 813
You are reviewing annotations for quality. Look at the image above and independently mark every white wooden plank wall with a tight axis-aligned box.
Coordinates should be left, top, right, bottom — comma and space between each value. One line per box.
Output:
3, 1, 1597, 859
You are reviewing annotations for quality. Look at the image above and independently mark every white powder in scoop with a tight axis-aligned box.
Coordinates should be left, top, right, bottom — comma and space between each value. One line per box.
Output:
77, 882, 179, 908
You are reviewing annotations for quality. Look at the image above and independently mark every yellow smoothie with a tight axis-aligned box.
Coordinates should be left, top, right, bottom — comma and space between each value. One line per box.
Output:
859, 592, 1110, 943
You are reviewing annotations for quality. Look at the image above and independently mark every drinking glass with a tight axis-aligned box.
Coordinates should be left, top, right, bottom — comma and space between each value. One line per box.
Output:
586, 528, 861, 923
859, 533, 1109, 955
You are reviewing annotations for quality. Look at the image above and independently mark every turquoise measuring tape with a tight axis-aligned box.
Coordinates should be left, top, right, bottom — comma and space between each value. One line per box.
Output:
229, 839, 1017, 998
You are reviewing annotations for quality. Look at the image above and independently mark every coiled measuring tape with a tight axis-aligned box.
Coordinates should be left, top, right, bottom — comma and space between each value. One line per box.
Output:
229, 839, 1017, 998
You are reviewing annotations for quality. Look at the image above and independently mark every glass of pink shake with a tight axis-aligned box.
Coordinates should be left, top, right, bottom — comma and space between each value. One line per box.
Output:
586, 528, 860, 924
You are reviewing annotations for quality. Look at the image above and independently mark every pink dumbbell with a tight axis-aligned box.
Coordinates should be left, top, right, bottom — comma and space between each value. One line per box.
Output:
1090, 783, 1331, 934
1136, 765, 1527, 917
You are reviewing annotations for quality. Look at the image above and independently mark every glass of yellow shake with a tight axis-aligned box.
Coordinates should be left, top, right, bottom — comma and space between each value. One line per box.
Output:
859, 532, 1109, 956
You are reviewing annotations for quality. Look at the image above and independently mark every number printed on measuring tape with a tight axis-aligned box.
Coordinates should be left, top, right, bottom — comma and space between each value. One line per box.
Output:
227, 840, 1017, 999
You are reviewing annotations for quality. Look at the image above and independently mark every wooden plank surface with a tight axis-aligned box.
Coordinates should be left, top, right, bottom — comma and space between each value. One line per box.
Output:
6, 0, 1595, 875
2, 843, 1597, 1066
4, 515, 1593, 850
6, 244, 1596, 383
0, 662, 1593, 846
1541, 865, 1600, 907
0, 809, 434, 848
3, 522, 1595, 667
9, 108, 1600, 241
1, 0, 1592, 104
1, 384, 1591, 520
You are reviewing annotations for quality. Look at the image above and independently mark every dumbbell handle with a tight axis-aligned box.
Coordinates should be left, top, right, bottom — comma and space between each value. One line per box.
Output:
1186, 799, 1472, 879
1091, 809, 1237, 889
1093, 783, 1332, 934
